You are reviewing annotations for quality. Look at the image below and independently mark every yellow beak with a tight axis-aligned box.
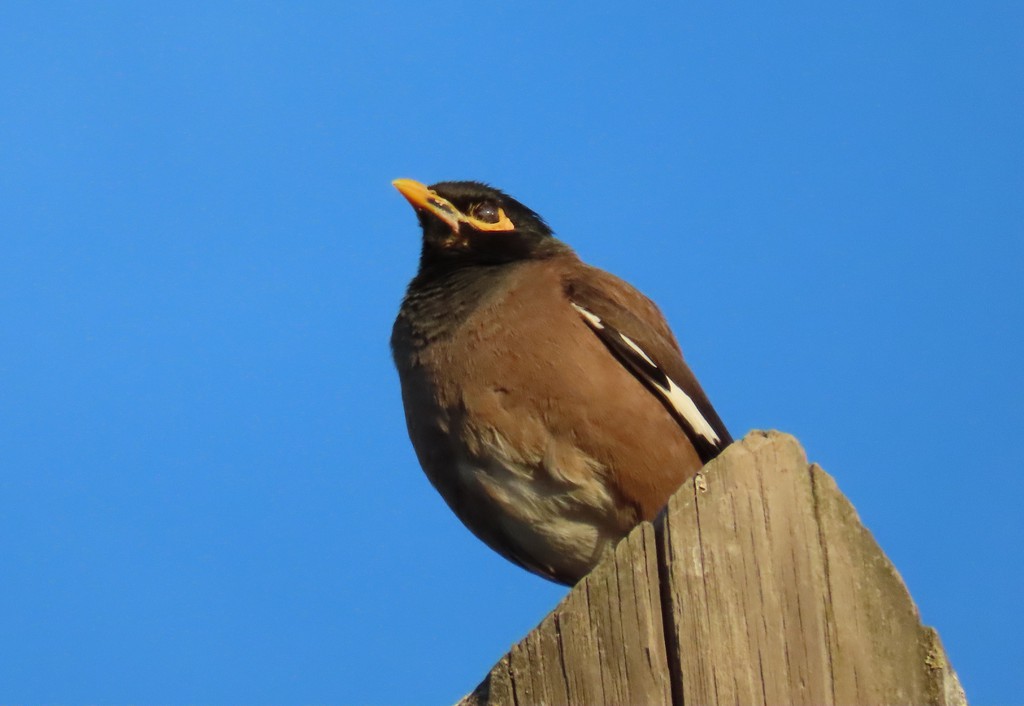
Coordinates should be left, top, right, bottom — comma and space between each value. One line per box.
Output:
392, 178, 462, 231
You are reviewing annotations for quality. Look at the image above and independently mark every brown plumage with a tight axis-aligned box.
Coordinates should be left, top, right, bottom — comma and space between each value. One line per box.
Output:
391, 179, 731, 585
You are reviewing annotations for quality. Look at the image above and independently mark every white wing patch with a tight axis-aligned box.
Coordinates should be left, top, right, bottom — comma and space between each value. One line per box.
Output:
658, 368, 722, 445
618, 332, 657, 367
570, 302, 604, 329
570, 301, 722, 446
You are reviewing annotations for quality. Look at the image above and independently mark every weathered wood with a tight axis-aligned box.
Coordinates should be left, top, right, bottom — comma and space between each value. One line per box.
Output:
460, 522, 672, 706
458, 431, 966, 706
810, 462, 966, 706
659, 430, 834, 704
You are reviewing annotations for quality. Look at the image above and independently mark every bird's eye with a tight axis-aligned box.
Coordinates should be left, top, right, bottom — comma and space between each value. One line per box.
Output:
472, 202, 500, 224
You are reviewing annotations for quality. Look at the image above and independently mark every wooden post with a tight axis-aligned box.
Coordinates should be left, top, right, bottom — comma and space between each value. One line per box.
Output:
457, 431, 966, 706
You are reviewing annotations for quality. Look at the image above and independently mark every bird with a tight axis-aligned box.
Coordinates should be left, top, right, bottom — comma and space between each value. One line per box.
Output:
390, 178, 732, 585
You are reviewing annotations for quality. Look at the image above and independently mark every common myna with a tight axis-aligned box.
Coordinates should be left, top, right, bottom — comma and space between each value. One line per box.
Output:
391, 179, 731, 585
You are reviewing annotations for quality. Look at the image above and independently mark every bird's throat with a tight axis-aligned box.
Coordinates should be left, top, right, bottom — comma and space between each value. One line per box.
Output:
399, 264, 518, 345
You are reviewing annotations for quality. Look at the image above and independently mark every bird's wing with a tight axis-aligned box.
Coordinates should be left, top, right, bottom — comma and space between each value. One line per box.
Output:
564, 264, 732, 463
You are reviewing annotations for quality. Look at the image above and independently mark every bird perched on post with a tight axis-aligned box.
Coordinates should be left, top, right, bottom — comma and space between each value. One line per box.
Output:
390, 178, 731, 585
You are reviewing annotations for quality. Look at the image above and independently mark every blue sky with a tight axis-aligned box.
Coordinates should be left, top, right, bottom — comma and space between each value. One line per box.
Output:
1, 2, 1020, 704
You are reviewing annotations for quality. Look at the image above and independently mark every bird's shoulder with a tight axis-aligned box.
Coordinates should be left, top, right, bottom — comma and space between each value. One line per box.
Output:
561, 261, 682, 366
560, 259, 733, 458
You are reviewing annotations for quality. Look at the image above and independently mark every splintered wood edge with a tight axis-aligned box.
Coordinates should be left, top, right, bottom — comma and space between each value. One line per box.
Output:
807, 461, 967, 706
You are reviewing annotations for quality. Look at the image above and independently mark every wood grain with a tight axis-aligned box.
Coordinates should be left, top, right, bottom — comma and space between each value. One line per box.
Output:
458, 431, 966, 706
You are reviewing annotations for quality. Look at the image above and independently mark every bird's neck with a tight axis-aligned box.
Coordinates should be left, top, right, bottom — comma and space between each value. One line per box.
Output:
398, 263, 519, 345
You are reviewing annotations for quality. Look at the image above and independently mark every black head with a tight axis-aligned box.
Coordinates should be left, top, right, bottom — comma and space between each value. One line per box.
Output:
393, 179, 569, 269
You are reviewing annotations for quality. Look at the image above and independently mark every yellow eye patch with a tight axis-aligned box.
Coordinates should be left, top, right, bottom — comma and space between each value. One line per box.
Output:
465, 207, 515, 232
